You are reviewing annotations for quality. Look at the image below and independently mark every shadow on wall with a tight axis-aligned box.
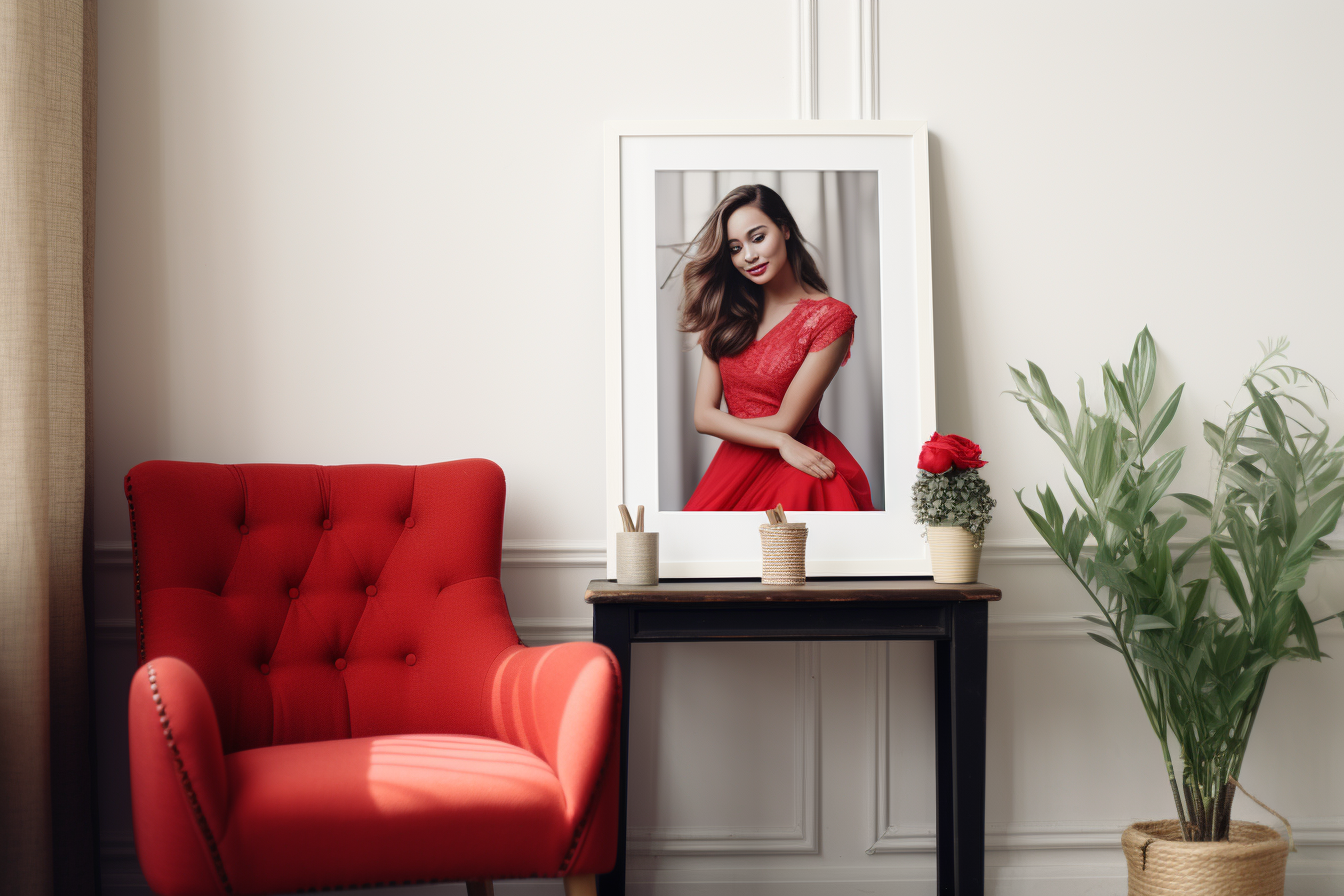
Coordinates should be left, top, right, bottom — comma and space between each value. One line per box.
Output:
927, 133, 972, 440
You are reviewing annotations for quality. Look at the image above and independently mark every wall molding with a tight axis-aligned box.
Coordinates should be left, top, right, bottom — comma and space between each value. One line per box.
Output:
515, 617, 593, 645
867, 817, 1344, 852
91, 537, 1090, 569
866, 641, 1344, 852
95, 535, 1344, 571
93, 539, 608, 570
859, 0, 880, 119
628, 642, 821, 855
89, 615, 599, 647
797, 0, 818, 120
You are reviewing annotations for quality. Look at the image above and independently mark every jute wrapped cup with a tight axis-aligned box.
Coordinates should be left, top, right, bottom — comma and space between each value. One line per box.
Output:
760, 523, 807, 585
616, 532, 658, 585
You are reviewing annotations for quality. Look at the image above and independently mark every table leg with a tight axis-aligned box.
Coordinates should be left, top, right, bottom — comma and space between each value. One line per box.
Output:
950, 602, 988, 896
934, 638, 954, 895
593, 605, 631, 896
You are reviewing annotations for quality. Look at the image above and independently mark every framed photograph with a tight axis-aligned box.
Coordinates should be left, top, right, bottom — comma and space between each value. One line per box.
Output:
604, 120, 935, 577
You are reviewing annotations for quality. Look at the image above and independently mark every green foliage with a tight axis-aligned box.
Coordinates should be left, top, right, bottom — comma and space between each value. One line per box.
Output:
911, 468, 996, 546
1009, 330, 1344, 842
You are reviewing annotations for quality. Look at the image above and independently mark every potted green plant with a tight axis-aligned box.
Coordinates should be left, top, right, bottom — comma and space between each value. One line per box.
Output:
912, 433, 996, 583
1009, 329, 1344, 895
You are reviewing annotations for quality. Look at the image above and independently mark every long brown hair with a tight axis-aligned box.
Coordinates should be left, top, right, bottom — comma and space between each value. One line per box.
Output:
678, 184, 828, 362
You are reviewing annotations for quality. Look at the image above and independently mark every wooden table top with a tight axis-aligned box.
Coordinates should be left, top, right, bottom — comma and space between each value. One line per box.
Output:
584, 579, 1001, 603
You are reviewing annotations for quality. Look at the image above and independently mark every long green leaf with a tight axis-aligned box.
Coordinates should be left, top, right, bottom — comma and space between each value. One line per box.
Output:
1210, 541, 1252, 619
1181, 578, 1209, 633
1088, 631, 1124, 653
1285, 483, 1344, 568
1204, 421, 1227, 455
1141, 384, 1184, 454
1017, 491, 1066, 560
1103, 363, 1134, 424
1029, 360, 1073, 437
1292, 597, 1322, 661
1039, 485, 1064, 531
1129, 327, 1157, 411
1136, 448, 1185, 516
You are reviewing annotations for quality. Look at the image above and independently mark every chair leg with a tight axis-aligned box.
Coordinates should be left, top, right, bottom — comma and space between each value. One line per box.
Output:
465, 881, 494, 896
563, 874, 596, 896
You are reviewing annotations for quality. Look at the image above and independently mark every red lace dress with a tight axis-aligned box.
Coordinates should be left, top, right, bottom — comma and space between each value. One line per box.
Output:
683, 296, 877, 512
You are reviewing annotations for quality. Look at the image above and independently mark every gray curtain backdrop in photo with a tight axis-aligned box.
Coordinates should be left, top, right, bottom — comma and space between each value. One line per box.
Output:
656, 171, 884, 510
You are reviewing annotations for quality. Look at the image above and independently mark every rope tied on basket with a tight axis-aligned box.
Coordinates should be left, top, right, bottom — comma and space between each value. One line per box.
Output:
1228, 776, 1295, 853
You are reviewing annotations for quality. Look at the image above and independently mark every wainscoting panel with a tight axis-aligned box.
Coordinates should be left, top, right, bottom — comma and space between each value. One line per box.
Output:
626, 641, 821, 855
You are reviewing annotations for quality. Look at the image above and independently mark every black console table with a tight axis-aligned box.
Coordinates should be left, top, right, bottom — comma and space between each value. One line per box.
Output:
586, 578, 1001, 896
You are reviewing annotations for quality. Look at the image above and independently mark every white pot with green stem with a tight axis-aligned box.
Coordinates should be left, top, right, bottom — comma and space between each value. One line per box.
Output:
1010, 329, 1344, 895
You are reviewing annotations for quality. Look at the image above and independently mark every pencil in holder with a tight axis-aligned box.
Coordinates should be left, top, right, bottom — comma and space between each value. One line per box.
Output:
759, 523, 808, 585
616, 531, 659, 585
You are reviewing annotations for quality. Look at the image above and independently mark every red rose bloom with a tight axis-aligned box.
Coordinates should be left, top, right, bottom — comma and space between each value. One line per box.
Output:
917, 432, 986, 473
917, 442, 954, 474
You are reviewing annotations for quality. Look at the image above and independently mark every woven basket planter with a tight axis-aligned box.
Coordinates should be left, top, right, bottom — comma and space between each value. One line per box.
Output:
1122, 820, 1288, 896
927, 524, 982, 583
760, 523, 807, 585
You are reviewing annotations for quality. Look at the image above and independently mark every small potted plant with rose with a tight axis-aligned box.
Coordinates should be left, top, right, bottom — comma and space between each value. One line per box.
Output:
912, 433, 996, 583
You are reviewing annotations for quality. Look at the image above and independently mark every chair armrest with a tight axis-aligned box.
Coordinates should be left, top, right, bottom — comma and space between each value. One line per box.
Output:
484, 641, 621, 835
129, 657, 231, 896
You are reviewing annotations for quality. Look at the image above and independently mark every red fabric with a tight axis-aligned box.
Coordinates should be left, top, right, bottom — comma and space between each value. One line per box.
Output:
685, 297, 875, 511
222, 735, 569, 891
683, 423, 876, 511
128, 658, 229, 896
486, 642, 621, 873
717, 296, 855, 423
126, 460, 519, 752
125, 459, 620, 893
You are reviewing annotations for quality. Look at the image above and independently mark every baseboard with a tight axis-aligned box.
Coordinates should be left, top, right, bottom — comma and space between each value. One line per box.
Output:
101, 836, 1344, 896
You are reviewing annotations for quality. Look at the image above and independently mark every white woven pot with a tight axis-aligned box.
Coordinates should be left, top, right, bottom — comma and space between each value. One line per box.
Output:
927, 524, 982, 584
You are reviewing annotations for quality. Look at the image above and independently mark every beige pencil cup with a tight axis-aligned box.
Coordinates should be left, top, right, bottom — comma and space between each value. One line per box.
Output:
759, 523, 808, 585
616, 532, 659, 585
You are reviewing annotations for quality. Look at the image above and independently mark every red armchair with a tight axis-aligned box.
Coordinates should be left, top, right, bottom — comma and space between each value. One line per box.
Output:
124, 460, 619, 895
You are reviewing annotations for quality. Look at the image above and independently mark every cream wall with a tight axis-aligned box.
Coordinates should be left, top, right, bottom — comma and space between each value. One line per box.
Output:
92, 2, 1344, 894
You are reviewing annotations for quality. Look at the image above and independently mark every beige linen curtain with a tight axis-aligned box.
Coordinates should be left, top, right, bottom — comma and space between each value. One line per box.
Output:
1, 1, 98, 893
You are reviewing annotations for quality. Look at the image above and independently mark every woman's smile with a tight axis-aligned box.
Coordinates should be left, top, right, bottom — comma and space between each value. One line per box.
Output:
725, 205, 789, 287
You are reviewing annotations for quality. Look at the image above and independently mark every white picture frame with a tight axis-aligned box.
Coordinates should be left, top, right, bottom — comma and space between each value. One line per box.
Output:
604, 120, 936, 578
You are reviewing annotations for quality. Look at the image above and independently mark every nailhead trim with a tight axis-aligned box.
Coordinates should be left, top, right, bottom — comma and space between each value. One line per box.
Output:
558, 649, 622, 875
125, 477, 147, 665
145, 664, 233, 893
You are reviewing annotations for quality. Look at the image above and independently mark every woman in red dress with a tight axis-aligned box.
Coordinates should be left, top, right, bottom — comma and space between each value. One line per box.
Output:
680, 184, 877, 512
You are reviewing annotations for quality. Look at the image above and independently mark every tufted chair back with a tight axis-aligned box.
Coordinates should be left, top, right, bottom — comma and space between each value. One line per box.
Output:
125, 459, 521, 754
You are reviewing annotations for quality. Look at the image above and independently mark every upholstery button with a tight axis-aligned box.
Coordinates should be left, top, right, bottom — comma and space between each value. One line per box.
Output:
322, 519, 332, 530
239, 524, 249, 535
288, 587, 299, 599
259, 663, 270, 675
405, 654, 416, 666
404, 517, 415, 528
334, 658, 346, 671
365, 585, 377, 597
